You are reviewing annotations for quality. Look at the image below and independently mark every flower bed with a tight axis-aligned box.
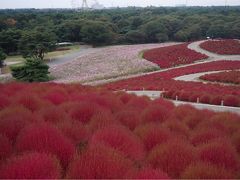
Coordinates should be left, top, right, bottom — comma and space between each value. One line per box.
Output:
143, 43, 208, 68
50, 43, 178, 83
103, 61, 240, 107
0, 83, 240, 179
200, 39, 240, 55
200, 70, 240, 85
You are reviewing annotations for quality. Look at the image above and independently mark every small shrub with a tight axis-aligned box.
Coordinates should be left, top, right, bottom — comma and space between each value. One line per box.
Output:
0, 152, 62, 179
147, 140, 197, 178
0, 135, 12, 161
11, 57, 50, 82
135, 167, 169, 179
15, 123, 75, 167
66, 144, 135, 179
181, 162, 237, 179
90, 125, 145, 161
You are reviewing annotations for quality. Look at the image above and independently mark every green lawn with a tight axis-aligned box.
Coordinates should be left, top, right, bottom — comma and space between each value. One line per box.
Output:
5, 45, 81, 65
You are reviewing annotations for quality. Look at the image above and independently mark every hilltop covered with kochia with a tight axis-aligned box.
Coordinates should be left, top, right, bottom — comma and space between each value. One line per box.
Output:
0, 6, 240, 54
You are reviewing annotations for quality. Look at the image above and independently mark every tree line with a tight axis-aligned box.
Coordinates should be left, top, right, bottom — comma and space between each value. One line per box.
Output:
0, 6, 240, 56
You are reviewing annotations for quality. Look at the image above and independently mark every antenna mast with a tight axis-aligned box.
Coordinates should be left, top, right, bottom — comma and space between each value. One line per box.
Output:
82, 0, 89, 9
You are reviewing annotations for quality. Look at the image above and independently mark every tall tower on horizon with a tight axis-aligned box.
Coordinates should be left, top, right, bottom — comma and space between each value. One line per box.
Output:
71, 0, 89, 10
82, 0, 89, 9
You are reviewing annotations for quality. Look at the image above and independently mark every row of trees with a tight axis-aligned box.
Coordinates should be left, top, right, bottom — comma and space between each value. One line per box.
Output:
0, 6, 240, 55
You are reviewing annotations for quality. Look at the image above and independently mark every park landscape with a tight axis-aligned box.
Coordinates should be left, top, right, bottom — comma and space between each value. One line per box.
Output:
0, 6, 240, 179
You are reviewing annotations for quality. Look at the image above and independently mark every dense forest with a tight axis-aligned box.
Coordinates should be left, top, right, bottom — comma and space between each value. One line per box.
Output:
0, 6, 240, 55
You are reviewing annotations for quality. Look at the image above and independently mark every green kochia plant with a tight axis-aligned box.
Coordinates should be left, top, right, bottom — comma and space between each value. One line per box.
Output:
11, 57, 50, 82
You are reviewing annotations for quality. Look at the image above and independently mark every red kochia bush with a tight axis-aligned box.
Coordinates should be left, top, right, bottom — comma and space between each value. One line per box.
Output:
69, 102, 101, 124
0, 153, 62, 179
90, 125, 145, 161
143, 43, 208, 68
181, 162, 237, 179
200, 39, 240, 55
224, 95, 240, 107
134, 123, 173, 151
147, 140, 197, 178
0, 135, 12, 161
198, 140, 240, 172
0, 95, 10, 110
115, 110, 141, 130
15, 123, 75, 167
66, 144, 135, 179
141, 105, 170, 124
135, 167, 169, 179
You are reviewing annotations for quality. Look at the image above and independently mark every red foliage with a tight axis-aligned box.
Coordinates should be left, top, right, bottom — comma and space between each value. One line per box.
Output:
224, 95, 240, 107
66, 144, 135, 179
0, 95, 10, 110
0, 83, 239, 178
0, 153, 62, 179
143, 43, 208, 68
147, 140, 197, 178
135, 167, 169, 179
0, 135, 12, 161
200, 70, 240, 84
190, 129, 224, 146
200, 39, 240, 55
134, 123, 173, 151
141, 105, 170, 124
181, 162, 237, 179
198, 140, 240, 171
90, 125, 145, 161
69, 102, 101, 124
104, 60, 240, 107
88, 110, 120, 132
115, 110, 141, 130
15, 123, 75, 167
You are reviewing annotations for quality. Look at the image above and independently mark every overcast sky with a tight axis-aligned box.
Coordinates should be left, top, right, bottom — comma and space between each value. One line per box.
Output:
0, 0, 240, 9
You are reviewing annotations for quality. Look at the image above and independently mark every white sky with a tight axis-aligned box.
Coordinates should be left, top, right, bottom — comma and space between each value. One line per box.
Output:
0, 0, 240, 9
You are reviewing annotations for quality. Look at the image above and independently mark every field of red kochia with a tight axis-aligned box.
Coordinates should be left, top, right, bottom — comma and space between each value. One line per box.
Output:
104, 61, 240, 107
200, 39, 240, 55
143, 43, 208, 68
200, 70, 240, 85
0, 83, 240, 179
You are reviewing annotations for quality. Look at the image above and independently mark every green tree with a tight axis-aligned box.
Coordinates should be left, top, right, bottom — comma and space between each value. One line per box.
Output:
81, 21, 114, 45
11, 57, 50, 82
125, 30, 146, 44
18, 30, 57, 60
142, 20, 168, 42
0, 48, 7, 68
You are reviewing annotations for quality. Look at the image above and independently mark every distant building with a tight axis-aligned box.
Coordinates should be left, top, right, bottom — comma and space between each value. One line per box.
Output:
175, 4, 187, 7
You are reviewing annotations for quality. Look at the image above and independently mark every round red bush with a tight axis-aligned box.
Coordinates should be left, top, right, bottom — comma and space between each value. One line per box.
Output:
224, 95, 240, 107
15, 123, 75, 167
69, 102, 101, 124
198, 140, 240, 171
66, 144, 135, 179
0, 152, 62, 179
141, 105, 170, 124
0, 135, 12, 161
90, 125, 145, 161
115, 110, 141, 130
147, 140, 197, 178
134, 123, 173, 151
135, 167, 169, 179
181, 162, 237, 179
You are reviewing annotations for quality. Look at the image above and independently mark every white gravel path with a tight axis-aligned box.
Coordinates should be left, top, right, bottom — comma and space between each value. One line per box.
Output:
188, 40, 240, 61
174, 70, 225, 82
125, 90, 240, 115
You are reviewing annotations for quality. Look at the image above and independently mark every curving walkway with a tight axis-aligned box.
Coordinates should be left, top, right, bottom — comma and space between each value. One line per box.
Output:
188, 40, 240, 61
125, 90, 240, 115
